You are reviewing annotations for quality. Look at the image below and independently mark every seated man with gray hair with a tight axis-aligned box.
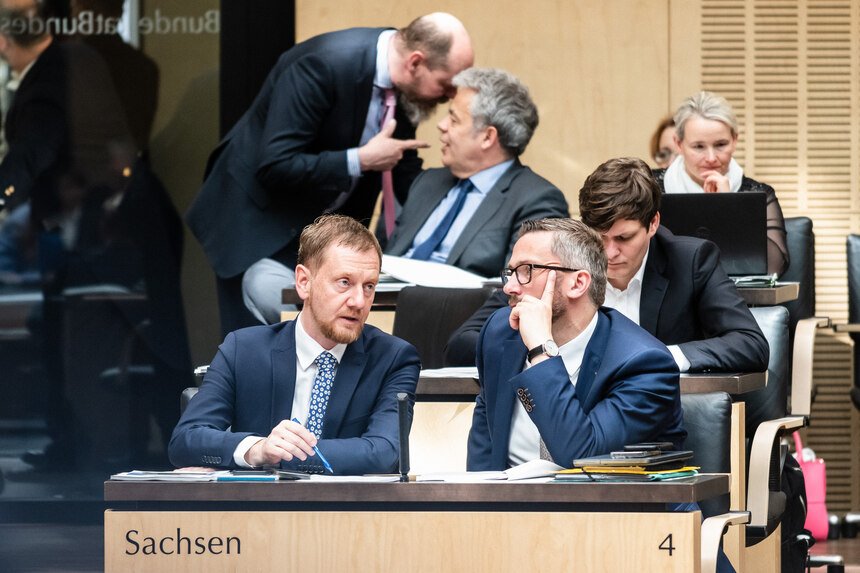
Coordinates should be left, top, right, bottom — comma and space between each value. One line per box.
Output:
383, 67, 568, 277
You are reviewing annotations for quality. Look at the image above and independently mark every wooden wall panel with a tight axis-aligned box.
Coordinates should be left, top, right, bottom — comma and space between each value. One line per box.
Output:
697, 0, 860, 514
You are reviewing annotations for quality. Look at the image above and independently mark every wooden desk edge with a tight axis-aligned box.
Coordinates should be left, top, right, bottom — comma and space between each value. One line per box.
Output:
104, 474, 728, 505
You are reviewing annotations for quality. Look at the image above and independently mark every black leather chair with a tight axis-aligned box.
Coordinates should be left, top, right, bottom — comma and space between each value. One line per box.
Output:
681, 392, 732, 518
391, 285, 495, 369
781, 217, 815, 334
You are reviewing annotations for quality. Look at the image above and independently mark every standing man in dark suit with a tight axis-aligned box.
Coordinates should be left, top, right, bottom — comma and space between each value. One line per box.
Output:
186, 13, 474, 334
446, 158, 768, 374
169, 215, 421, 475
384, 67, 568, 278
467, 218, 685, 470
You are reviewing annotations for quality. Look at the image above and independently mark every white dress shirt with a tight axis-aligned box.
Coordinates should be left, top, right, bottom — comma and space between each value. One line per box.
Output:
507, 312, 599, 467
233, 314, 347, 467
603, 248, 691, 372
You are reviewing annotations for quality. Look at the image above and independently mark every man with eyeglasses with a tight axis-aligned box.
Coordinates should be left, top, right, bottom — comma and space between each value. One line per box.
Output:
467, 217, 686, 470
447, 158, 768, 375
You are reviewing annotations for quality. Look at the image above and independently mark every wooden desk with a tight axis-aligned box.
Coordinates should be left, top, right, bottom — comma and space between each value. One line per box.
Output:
415, 371, 766, 400
737, 282, 799, 305
105, 476, 728, 572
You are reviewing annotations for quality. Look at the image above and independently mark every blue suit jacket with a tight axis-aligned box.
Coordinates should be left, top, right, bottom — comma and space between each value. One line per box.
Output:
187, 27, 422, 278
168, 320, 420, 475
467, 307, 686, 470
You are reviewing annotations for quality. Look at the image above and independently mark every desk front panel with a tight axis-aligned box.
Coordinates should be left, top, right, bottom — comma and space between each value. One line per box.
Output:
105, 509, 701, 572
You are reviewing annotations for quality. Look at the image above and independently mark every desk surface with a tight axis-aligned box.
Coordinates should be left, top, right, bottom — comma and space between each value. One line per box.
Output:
104, 474, 727, 507
737, 282, 798, 305
416, 372, 766, 399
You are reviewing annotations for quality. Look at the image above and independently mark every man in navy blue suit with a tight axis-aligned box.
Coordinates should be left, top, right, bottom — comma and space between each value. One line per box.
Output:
169, 215, 421, 475
186, 13, 474, 335
467, 218, 686, 470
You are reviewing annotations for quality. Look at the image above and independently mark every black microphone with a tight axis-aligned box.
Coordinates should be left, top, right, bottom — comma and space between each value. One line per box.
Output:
396, 392, 411, 482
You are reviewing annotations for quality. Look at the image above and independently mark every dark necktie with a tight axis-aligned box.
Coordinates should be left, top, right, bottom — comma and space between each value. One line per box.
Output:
307, 351, 337, 438
409, 179, 474, 261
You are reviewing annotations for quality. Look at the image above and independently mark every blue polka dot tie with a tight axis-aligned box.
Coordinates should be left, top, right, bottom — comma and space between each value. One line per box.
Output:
307, 351, 337, 438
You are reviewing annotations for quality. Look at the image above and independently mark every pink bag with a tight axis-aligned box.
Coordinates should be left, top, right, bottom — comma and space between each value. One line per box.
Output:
793, 431, 828, 540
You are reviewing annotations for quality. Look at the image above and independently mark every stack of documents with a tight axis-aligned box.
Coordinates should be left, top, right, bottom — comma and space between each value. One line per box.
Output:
111, 470, 230, 482
552, 467, 699, 482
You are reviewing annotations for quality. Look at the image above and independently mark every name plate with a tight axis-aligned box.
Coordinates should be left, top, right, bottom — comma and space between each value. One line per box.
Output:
105, 509, 699, 572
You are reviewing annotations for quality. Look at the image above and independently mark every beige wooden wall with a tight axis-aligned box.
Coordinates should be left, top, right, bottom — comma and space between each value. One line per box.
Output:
297, 0, 859, 513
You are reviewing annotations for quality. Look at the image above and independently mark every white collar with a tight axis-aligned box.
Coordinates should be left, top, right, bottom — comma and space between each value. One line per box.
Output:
607, 245, 649, 295
294, 312, 348, 370
663, 155, 743, 194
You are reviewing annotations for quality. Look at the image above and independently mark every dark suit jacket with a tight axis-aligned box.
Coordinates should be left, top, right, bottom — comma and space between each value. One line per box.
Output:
186, 27, 422, 279
1, 40, 131, 221
445, 227, 768, 373
467, 307, 686, 470
383, 161, 569, 277
168, 320, 421, 475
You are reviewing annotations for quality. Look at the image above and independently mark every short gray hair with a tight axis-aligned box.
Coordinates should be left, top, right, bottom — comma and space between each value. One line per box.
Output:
452, 68, 538, 157
674, 91, 738, 141
518, 218, 607, 307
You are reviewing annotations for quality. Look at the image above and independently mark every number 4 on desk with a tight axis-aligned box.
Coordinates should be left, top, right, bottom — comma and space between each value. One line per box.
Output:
659, 533, 675, 556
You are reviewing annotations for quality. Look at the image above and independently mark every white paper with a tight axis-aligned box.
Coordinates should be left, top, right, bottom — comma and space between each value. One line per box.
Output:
381, 255, 493, 289
420, 367, 479, 379
307, 475, 401, 483
416, 460, 564, 483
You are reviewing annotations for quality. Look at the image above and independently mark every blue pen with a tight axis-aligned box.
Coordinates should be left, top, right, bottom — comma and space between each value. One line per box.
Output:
292, 418, 333, 473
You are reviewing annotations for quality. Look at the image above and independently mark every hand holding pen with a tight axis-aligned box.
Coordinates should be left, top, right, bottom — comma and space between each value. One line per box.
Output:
291, 418, 333, 474
243, 418, 320, 468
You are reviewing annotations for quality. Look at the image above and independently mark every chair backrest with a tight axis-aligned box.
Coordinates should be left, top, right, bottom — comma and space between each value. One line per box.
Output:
181, 386, 199, 415
848, 234, 860, 409
681, 392, 733, 517
780, 216, 815, 333
392, 286, 495, 369
746, 306, 791, 434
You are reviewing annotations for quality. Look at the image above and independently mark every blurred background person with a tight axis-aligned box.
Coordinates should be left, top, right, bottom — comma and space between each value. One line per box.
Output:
652, 91, 789, 276
649, 115, 678, 168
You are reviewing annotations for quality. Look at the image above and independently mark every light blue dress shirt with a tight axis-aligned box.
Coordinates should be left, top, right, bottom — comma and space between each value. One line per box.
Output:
404, 159, 515, 264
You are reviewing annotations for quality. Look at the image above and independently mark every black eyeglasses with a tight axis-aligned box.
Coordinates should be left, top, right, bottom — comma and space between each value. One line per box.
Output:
501, 263, 580, 285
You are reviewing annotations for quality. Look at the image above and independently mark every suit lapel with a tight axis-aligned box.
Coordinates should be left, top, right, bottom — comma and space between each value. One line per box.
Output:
391, 170, 458, 253
576, 311, 609, 410
492, 335, 528, 461
271, 322, 299, 427
639, 234, 668, 337
447, 161, 522, 265
320, 334, 368, 438
351, 36, 379, 146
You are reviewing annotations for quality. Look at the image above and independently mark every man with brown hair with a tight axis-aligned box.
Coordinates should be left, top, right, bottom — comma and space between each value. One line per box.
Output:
447, 157, 767, 374
169, 215, 421, 475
